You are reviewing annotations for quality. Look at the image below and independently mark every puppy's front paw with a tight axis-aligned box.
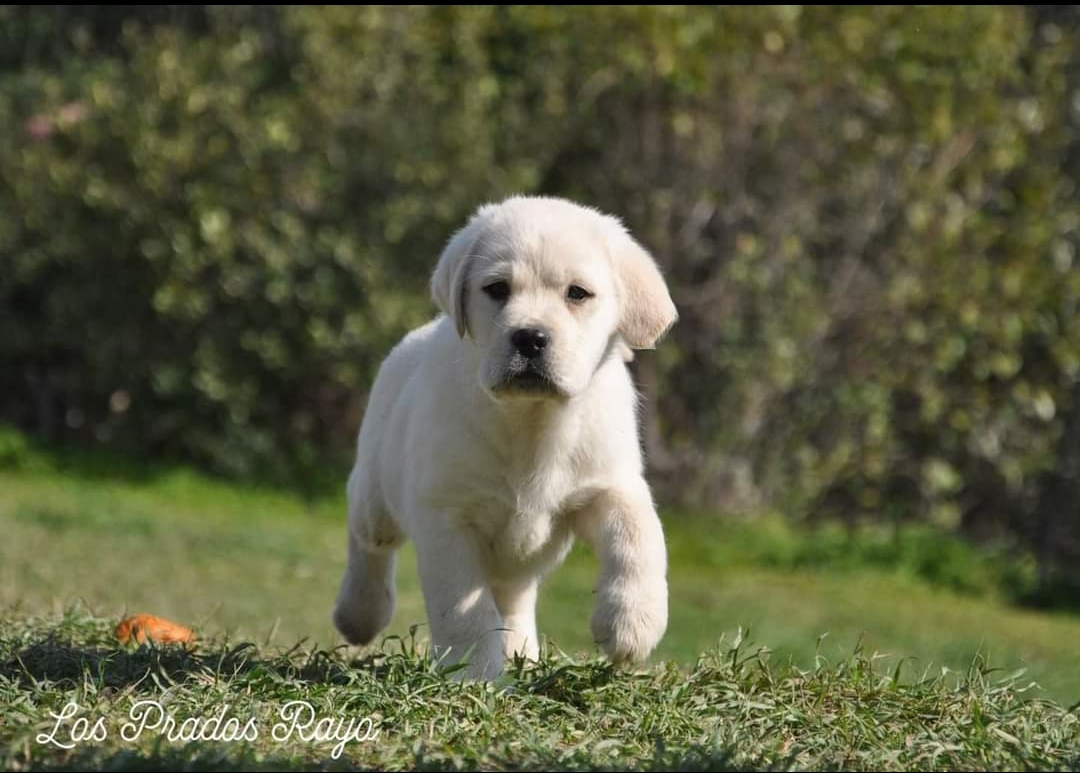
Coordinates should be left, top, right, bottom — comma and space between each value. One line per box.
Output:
590, 578, 667, 665
333, 583, 394, 647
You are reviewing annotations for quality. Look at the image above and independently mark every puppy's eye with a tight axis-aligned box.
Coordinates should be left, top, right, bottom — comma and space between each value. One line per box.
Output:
482, 281, 510, 302
567, 285, 593, 302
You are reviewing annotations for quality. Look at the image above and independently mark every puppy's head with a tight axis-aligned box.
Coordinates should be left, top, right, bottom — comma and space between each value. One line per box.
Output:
431, 196, 677, 400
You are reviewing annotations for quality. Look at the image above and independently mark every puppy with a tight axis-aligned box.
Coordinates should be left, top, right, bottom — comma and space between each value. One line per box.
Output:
333, 196, 677, 678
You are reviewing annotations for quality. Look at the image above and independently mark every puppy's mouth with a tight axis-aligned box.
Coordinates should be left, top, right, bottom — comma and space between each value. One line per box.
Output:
492, 357, 564, 398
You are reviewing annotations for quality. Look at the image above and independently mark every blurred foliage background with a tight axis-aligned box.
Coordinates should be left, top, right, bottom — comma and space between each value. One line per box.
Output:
1, 6, 1078, 603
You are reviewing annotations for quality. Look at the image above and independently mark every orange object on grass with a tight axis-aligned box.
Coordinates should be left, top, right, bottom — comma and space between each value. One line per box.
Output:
115, 614, 196, 645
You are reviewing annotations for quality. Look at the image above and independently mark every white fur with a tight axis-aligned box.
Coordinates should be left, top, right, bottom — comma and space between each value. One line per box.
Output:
333, 196, 677, 678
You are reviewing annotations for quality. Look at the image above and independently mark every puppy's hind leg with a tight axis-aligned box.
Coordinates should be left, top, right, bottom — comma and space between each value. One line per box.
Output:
333, 466, 403, 646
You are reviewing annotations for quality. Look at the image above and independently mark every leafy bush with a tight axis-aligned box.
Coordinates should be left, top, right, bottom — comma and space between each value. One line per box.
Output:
0, 424, 31, 470
1, 6, 1078, 584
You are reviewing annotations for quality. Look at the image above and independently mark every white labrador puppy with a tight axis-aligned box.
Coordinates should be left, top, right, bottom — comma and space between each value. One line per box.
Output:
332, 196, 677, 678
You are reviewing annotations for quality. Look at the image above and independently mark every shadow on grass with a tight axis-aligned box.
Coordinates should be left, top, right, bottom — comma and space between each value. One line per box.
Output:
0, 629, 394, 694
1013, 576, 1080, 616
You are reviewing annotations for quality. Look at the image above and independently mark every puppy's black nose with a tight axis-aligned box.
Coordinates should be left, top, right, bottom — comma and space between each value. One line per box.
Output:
511, 327, 549, 359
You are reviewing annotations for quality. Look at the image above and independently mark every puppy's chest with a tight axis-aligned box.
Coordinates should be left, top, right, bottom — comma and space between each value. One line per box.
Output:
458, 464, 583, 565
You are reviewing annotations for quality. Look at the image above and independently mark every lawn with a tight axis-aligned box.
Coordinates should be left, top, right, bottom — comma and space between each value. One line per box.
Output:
3, 614, 1077, 771
2, 456, 1079, 770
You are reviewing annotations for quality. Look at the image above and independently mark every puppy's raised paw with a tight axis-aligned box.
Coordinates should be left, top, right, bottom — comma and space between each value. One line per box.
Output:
590, 582, 668, 666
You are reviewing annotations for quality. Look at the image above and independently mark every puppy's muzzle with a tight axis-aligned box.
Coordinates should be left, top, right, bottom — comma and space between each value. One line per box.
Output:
494, 326, 562, 396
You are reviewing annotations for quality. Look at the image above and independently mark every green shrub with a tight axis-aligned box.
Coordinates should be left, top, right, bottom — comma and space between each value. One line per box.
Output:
1, 6, 1078, 583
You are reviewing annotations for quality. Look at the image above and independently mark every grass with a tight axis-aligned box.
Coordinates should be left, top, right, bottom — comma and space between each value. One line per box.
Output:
2, 449, 1080, 769
2, 613, 1077, 771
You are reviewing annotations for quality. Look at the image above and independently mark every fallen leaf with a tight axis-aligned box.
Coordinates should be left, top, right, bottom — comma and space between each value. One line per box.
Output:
115, 614, 196, 645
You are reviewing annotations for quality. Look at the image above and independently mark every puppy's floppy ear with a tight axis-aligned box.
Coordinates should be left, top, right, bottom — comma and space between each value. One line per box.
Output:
431, 207, 492, 339
607, 222, 678, 349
